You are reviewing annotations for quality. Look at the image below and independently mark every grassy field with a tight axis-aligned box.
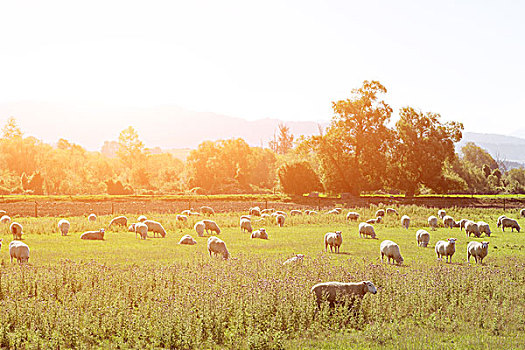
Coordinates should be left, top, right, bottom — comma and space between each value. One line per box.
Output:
0, 205, 524, 349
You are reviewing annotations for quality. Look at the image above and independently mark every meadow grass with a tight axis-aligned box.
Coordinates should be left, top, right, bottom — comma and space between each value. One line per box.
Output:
0, 205, 524, 349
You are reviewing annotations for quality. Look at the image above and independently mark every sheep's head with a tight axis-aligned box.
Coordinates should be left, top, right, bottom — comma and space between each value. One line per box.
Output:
448, 238, 457, 245
481, 242, 489, 249
128, 224, 136, 232
363, 281, 377, 294
396, 256, 404, 265
336, 231, 342, 237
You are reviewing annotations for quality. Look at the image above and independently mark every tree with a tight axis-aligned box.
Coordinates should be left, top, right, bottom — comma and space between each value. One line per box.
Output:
277, 162, 323, 195
117, 126, 144, 168
461, 142, 498, 170
482, 164, 491, 178
2, 117, 22, 139
269, 123, 294, 154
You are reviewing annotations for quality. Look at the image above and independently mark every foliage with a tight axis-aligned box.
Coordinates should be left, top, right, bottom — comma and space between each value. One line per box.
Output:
269, 122, 294, 155
117, 126, 145, 169
105, 180, 133, 195
461, 142, 499, 170
21, 171, 45, 195
277, 161, 323, 195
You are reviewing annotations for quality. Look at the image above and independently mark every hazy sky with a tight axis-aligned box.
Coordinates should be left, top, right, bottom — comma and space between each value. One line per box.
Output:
1, 0, 524, 140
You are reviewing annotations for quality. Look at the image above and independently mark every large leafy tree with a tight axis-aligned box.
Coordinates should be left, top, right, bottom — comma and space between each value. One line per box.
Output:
269, 123, 294, 155
117, 126, 145, 169
278, 161, 323, 195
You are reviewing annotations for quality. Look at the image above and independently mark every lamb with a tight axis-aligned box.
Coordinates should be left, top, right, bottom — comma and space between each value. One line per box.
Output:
133, 222, 148, 240
10, 222, 23, 240
200, 206, 215, 215
194, 221, 206, 237
283, 254, 305, 265
496, 215, 507, 228
500, 218, 521, 232
9, 241, 30, 263
80, 229, 105, 240
375, 209, 385, 217
108, 216, 127, 229
416, 229, 430, 247
311, 281, 377, 309
401, 215, 410, 229
358, 222, 376, 239
249, 207, 261, 216
251, 228, 268, 239
386, 208, 399, 215
428, 216, 438, 231
0, 215, 11, 224
380, 240, 404, 265
290, 209, 302, 216
435, 238, 457, 263
179, 234, 197, 245
88, 213, 97, 222
202, 220, 221, 235
443, 215, 456, 229
326, 209, 341, 215
477, 221, 491, 237
240, 218, 253, 233
143, 220, 167, 238
438, 210, 446, 219
465, 221, 481, 238
207, 236, 229, 259
57, 219, 70, 236
324, 231, 343, 253
459, 219, 469, 231
137, 215, 147, 222
176, 214, 188, 222
467, 241, 489, 264
276, 214, 285, 227
346, 212, 360, 221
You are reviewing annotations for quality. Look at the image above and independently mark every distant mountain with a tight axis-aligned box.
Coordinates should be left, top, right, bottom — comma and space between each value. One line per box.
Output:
457, 132, 525, 167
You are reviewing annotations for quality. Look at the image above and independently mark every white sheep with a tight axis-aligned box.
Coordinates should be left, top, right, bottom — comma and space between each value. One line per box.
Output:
435, 238, 457, 263
262, 208, 274, 214
181, 209, 192, 216
202, 220, 221, 235
306, 210, 318, 215
251, 228, 268, 240
240, 218, 253, 233
326, 209, 341, 215
459, 219, 469, 231
346, 212, 360, 221
359, 222, 376, 239
10, 222, 23, 240
311, 281, 377, 309
416, 229, 430, 247
249, 207, 261, 216
58, 219, 70, 236
366, 217, 382, 224
143, 220, 167, 238
428, 216, 438, 231
200, 206, 215, 215
520, 209, 525, 217
467, 241, 489, 264
477, 221, 491, 237
375, 209, 385, 217
443, 215, 456, 229
276, 214, 285, 227
501, 217, 521, 232
496, 215, 507, 228
274, 210, 288, 217
108, 216, 127, 229
207, 236, 229, 259
179, 234, 197, 245
283, 254, 305, 265
0, 215, 11, 224
132, 222, 148, 239
88, 213, 97, 222
176, 214, 188, 222
9, 241, 30, 263
290, 209, 302, 216
401, 215, 410, 229
438, 210, 446, 219
465, 221, 481, 238
80, 229, 105, 240
194, 221, 205, 237
324, 231, 343, 253
386, 208, 399, 215
380, 240, 404, 265
137, 215, 147, 222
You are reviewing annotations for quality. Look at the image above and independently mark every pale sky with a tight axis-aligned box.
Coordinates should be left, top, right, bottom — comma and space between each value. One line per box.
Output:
1, 0, 524, 144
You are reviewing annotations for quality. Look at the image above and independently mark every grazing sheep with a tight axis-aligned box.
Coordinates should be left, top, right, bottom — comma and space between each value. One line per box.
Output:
283, 254, 304, 265
176, 214, 188, 222
443, 215, 456, 229
88, 214, 97, 222
375, 209, 385, 217
477, 221, 491, 237
9, 241, 30, 263
133, 222, 148, 240
0, 215, 11, 224
200, 206, 215, 215
0, 210, 6, 216
251, 228, 268, 239
520, 209, 525, 217
435, 238, 457, 263
207, 236, 229, 259
359, 222, 376, 239
262, 208, 274, 214
179, 234, 197, 245
366, 216, 382, 224
467, 241, 489, 264
80, 229, 105, 240
276, 214, 286, 227
240, 215, 251, 221
194, 221, 206, 237
438, 210, 446, 219
386, 208, 399, 215
459, 219, 469, 231
108, 216, 127, 229
249, 207, 261, 216
416, 229, 430, 247
240, 218, 253, 233
496, 215, 507, 228
261, 213, 270, 219
465, 221, 481, 238
326, 209, 341, 215
10, 222, 23, 240
324, 231, 343, 253
143, 220, 167, 238
306, 210, 318, 215
290, 209, 302, 216
380, 240, 404, 265
58, 219, 70, 236
501, 218, 521, 232
400, 215, 410, 229
181, 209, 192, 216
428, 216, 438, 231
346, 212, 360, 221
137, 215, 147, 222
311, 281, 377, 309
202, 220, 221, 235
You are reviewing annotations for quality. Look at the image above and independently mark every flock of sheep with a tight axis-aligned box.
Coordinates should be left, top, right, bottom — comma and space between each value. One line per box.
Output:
1, 206, 524, 309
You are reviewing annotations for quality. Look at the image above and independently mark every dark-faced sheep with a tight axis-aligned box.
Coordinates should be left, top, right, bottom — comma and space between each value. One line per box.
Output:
501, 218, 521, 232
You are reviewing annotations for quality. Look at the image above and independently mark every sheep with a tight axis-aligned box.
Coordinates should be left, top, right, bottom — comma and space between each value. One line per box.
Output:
181, 209, 192, 216
438, 210, 446, 219
240, 218, 253, 233
459, 219, 469, 231
435, 238, 457, 263
194, 221, 205, 237
496, 215, 507, 228
346, 212, 360, 221
202, 220, 221, 235
108, 216, 127, 229
207, 236, 229, 259
290, 209, 302, 216
416, 229, 430, 247
251, 228, 268, 239
58, 219, 70, 236
467, 241, 489, 264
261, 208, 274, 214
176, 214, 188, 222
10, 222, 23, 240
80, 229, 105, 240
326, 209, 340, 215
375, 209, 385, 217
274, 210, 287, 217
306, 210, 318, 215
443, 215, 456, 229
521, 209, 525, 217
283, 254, 304, 265
501, 218, 521, 232
0, 215, 11, 224
137, 215, 147, 222
143, 220, 167, 238
311, 281, 377, 309
179, 234, 197, 245
261, 213, 270, 219
88, 213, 97, 222
276, 214, 286, 227
386, 208, 399, 215
358, 222, 376, 239
240, 215, 251, 221
9, 241, 30, 263
334, 207, 343, 214
133, 222, 148, 240
200, 206, 215, 215
366, 217, 382, 224
477, 221, 491, 237
0, 210, 6, 216
324, 231, 343, 253
428, 216, 438, 231
249, 207, 261, 216
380, 240, 404, 265
400, 215, 410, 229
465, 221, 481, 238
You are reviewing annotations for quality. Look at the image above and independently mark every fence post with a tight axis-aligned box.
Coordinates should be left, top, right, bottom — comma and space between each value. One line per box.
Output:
503, 198, 506, 212
111, 202, 114, 215
34, 201, 38, 217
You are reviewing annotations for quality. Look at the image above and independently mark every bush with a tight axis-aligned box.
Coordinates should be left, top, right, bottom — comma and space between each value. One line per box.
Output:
278, 162, 323, 195
105, 180, 134, 195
